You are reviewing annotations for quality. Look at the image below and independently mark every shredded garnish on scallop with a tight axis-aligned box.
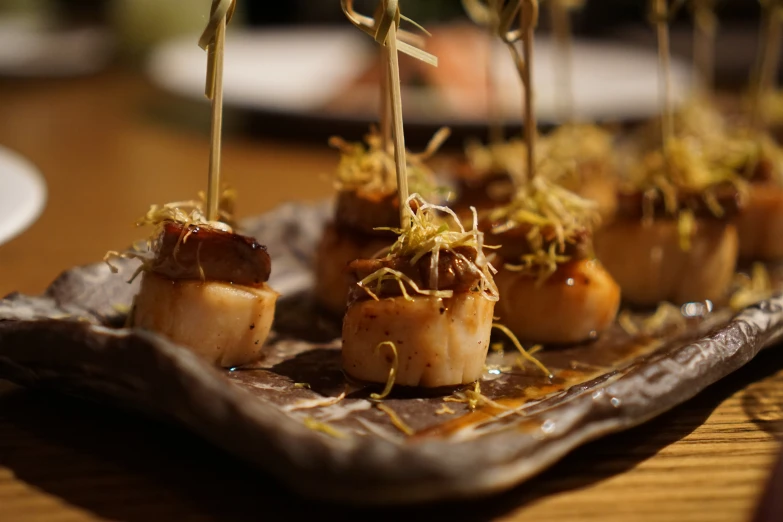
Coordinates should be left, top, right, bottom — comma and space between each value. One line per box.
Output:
731, 263, 774, 311
370, 341, 398, 401
465, 138, 528, 182
537, 124, 614, 184
624, 136, 750, 250
487, 176, 599, 280
357, 194, 499, 301
330, 126, 451, 199
464, 124, 612, 186
104, 189, 237, 280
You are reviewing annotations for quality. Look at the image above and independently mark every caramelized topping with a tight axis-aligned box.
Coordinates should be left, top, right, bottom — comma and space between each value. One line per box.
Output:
615, 183, 744, 221
348, 246, 482, 302
150, 221, 271, 286
334, 189, 418, 237
482, 218, 592, 262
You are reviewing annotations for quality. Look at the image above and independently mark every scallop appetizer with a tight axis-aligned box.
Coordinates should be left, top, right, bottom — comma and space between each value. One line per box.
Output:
727, 132, 783, 261
314, 128, 449, 315
594, 138, 745, 306
482, 176, 620, 344
453, 125, 617, 221
342, 195, 498, 389
108, 200, 278, 368
538, 124, 618, 223
451, 139, 524, 214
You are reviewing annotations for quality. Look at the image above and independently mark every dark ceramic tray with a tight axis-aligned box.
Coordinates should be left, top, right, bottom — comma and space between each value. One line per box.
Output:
1, 202, 782, 505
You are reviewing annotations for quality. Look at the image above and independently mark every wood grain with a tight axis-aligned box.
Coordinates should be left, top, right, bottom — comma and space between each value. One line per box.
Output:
0, 70, 782, 522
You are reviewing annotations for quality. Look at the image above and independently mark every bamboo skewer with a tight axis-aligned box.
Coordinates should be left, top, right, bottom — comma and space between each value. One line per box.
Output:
341, 0, 437, 230
691, 0, 717, 94
199, 0, 236, 222
463, 0, 505, 144
520, 1, 538, 181
653, 0, 675, 158
752, 1, 783, 130
486, 0, 504, 145
549, 0, 575, 123
380, 48, 392, 157
386, 18, 411, 230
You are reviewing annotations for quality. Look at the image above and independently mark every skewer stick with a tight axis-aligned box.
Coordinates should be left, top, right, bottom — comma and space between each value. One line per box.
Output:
380, 48, 392, 156
653, 0, 674, 157
549, 0, 575, 123
486, 19, 504, 144
469, 0, 505, 144
341, 0, 438, 230
521, 1, 539, 181
692, 0, 717, 94
199, 0, 236, 222
752, 1, 783, 130
386, 19, 411, 230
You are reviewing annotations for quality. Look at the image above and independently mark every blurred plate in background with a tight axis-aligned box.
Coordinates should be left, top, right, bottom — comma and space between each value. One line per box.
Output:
147, 26, 694, 130
0, 15, 113, 78
0, 146, 46, 246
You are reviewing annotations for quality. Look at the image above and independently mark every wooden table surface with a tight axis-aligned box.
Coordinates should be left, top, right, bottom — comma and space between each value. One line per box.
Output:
0, 70, 782, 522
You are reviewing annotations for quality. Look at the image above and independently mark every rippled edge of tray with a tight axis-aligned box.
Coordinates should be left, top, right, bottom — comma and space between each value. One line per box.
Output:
1, 202, 783, 506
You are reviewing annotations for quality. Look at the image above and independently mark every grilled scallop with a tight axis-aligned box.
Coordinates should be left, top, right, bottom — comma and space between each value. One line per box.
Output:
131, 221, 277, 367
342, 292, 494, 387
134, 273, 278, 367
493, 260, 620, 344
595, 218, 738, 305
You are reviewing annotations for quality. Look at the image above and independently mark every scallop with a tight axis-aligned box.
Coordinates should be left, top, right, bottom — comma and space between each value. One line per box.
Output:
493, 259, 620, 344
133, 272, 278, 367
736, 183, 783, 261
594, 219, 738, 305
342, 292, 495, 388
313, 224, 391, 315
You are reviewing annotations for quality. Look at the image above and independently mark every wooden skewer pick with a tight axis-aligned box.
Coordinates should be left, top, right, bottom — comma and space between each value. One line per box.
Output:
520, 0, 539, 181
380, 47, 393, 184
752, 0, 783, 130
549, 0, 576, 123
341, 0, 438, 230
385, 14, 411, 229
199, 0, 236, 222
463, 0, 505, 144
652, 0, 675, 157
495, 0, 539, 181
692, 0, 717, 94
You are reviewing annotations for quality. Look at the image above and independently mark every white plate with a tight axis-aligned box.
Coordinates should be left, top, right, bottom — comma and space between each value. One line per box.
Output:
147, 26, 694, 126
0, 15, 113, 78
0, 146, 46, 245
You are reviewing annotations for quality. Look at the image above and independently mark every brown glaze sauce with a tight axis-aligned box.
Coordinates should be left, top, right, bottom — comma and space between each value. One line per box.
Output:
150, 221, 271, 287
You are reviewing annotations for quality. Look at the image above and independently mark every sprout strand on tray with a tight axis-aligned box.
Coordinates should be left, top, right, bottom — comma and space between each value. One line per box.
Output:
356, 194, 500, 302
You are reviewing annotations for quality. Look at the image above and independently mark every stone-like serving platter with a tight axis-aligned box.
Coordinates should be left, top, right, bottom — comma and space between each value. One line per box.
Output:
1, 202, 782, 505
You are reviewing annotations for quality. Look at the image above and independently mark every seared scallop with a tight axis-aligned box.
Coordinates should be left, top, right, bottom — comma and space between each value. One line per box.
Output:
493, 259, 620, 344
736, 183, 783, 261
342, 292, 495, 388
595, 219, 738, 305
133, 272, 278, 367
